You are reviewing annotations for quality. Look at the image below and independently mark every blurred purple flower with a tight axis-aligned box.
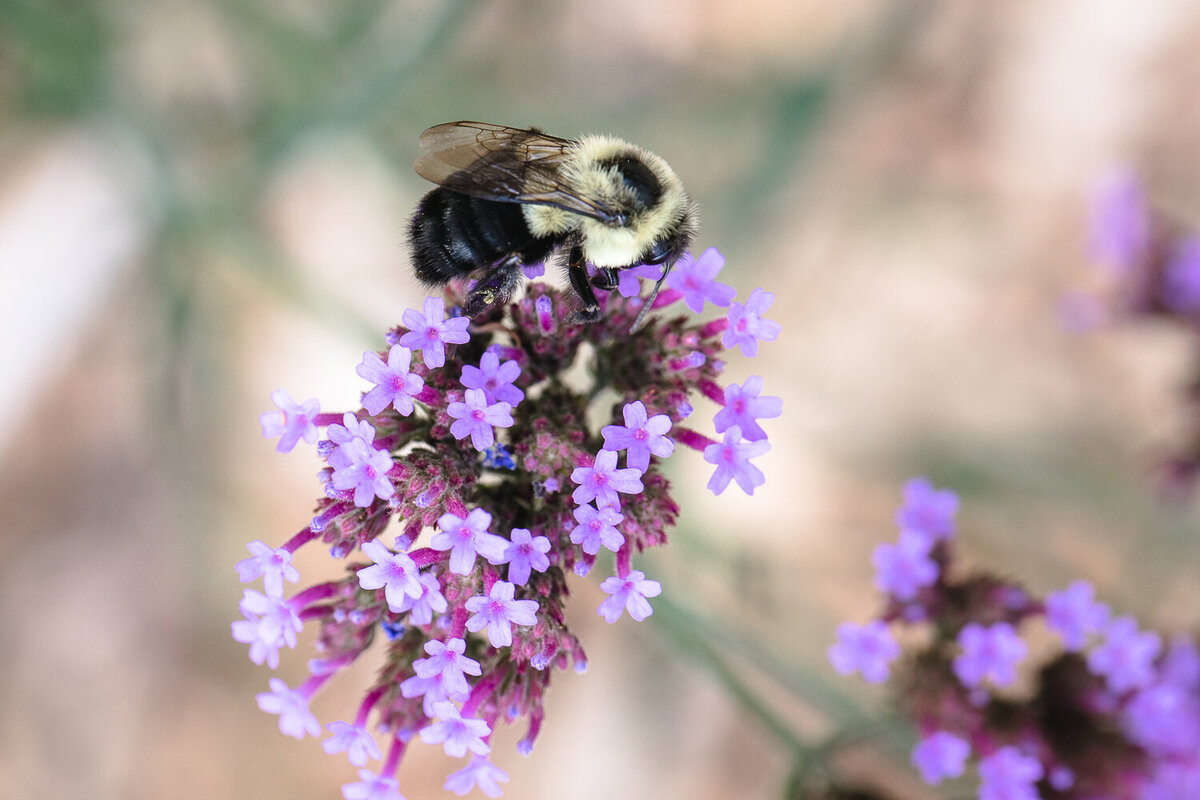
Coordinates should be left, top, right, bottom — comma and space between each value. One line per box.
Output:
977, 747, 1043, 800
723, 288, 781, 358
894, 477, 958, 541
666, 248, 736, 313
828, 620, 900, 684
953, 622, 1028, 688
260, 389, 321, 453
703, 425, 770, 495
1045, 580, 1110, 651
1088, 167, 1149, 275
1088, 616, 1162, 694
911, 731, 970, 785
871, 529, 938, 601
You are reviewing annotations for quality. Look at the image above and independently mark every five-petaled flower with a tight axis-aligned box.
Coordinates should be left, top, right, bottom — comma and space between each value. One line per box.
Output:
499, 528, 551, 585
447, 388, 514, 451
953, 622, 1028, 688
911, 731, 970, 785
1045, 580, 1111, 651
444, 756, 509, 798
464, 580, 540, 648
399, 297, 471, 369
412, 637, 482, 698
420, 701, 493, 758
323, 721, 383, 767
712, 377, 781, 443
570, 449, 645, 509
601, 400, 675, 471
723, 288, 781, 358
342, 769, 407, 800
331, 438, 396, 507
236, 539, 300, 598
569, 503, 625, 555
666, 247, 736, 313
357, 344, 425, 416
260, 388, 321, 453
431, 508, 508, 576
257, 678, 321, 739
597, 570, 662, 623
461, 351, 525, 407
703, 425, 770, 495
356, 540, 424, 611
828, 620, 900, 684
871, 529, 938, 601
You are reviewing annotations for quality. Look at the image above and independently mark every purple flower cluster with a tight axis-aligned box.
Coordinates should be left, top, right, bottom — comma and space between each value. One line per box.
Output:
830, 478, 1200, 800
1070, 168, 1200, 496
239, 250, 780, 797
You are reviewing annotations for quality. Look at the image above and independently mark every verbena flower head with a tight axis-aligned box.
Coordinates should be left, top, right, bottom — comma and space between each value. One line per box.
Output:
833, 477, 1200, 800
238, 252, 777, 796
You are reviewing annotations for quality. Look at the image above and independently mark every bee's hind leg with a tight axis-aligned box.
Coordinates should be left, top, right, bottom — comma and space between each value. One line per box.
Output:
464, 255, 524, 318
566, 245, 603, 324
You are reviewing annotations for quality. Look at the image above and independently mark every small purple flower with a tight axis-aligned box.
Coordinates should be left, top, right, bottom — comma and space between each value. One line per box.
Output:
461, 351, 525, 407
1088, 166, 1148, 274
419, 701, 492, 758
597, 570, 662, 623
341, 769, 406, 800
1162, 235, 1200, 313
1123, 681, 1200, 758
399, 671, 455, 716
447, 388, 514, 451
260, 388, 321, 453
465, 580, 539, 648
357, 344, 424, 416
413, 637, 482, 698
323, 721, 383, 767
331, 438, 396, 507
570, 449, 645, 509
1044, 580, 1110, 651
894, 477, 958, 542
910, 731, 970, 785
712, 377, 782, 443
617, 263, 665, 298
978, 747, 1043, 800
399, 297, 470, 369
666, 247, 736, 313
392, 570, 447, 625
569, 503, 625, 555
235, 539, 300, 597
601, 401, 675, 471
522, 262, 545, 279
256, 677, 320, 739
703, 425, 770, 496
326, 413, 378, 465
722, 288, 781, 358
872, 529, 938, 601
828, 620, 900, 684
356, 540, 423, 611
953, 622, 1028, 688
232, 589, 303, 669
1088, 615, 1162, 694
1160, 636, 1200, 689
431, 508, 508, 576
499, 528, 551, 585
445, 756, 509, 798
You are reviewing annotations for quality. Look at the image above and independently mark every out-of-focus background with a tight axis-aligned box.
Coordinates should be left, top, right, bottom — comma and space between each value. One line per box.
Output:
3, 1, 1200, 798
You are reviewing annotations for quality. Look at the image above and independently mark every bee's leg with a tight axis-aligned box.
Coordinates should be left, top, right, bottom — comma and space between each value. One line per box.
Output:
464, 255, 523, 317
592, 267, 619, 292
566, 245, 603, 324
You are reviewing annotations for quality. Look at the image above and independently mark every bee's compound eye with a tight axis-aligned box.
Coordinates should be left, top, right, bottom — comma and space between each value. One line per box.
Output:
642, 240, 672, 265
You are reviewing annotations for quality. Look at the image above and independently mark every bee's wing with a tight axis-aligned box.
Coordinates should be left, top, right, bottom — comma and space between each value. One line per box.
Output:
414, 122, 624, 225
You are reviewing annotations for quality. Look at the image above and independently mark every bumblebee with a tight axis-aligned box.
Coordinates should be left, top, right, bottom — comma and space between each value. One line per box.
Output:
409, 121, 698, 331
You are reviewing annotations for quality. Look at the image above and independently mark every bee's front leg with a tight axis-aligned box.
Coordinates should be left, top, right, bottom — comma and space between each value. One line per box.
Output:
566, 245, 604, 324
592, 267, 619, 292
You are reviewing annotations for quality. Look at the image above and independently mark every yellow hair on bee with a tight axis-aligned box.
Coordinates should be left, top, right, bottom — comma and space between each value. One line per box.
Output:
519, 134, 692, 268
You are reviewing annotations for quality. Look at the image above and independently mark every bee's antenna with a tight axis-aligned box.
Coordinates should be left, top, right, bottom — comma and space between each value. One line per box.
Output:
629, 262, 673, 333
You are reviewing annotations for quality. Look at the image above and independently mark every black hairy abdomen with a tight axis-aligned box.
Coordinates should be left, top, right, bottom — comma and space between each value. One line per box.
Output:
408, 188, 557, 285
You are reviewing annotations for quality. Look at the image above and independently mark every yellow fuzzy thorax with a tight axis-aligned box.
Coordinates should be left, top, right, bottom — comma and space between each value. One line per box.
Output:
521, 134, 690, 268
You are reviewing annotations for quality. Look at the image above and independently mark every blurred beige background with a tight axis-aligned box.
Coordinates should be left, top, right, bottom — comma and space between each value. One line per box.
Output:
3, 1, 1200, 798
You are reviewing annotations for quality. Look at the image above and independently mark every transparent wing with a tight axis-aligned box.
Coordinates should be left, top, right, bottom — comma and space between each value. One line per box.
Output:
414, 121, 623, 225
